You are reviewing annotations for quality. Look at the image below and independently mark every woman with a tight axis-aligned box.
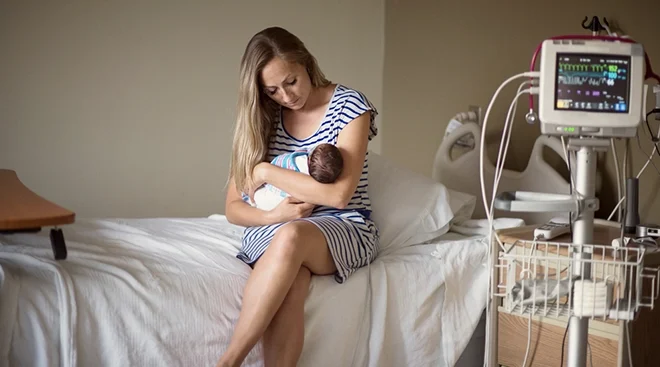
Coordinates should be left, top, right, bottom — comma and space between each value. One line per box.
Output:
218, 26, 379, 367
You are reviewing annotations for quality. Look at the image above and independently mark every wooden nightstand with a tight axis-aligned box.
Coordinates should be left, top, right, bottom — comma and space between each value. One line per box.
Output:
492, 223, 660, 367
0, 169, 75, 259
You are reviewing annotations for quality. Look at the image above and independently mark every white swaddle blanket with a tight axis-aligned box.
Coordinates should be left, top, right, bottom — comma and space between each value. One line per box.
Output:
251, 155, 309, 211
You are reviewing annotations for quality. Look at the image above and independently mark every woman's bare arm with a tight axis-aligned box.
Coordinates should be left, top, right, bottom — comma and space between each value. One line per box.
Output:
252, 112, 371, 209
225, 179, 277, 227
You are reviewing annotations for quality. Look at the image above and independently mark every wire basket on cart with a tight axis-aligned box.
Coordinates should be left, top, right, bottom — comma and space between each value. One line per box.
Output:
493, 239, 660, 321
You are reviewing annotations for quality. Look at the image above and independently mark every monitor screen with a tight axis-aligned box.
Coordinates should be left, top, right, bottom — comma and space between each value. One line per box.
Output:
554, 53, 631, 113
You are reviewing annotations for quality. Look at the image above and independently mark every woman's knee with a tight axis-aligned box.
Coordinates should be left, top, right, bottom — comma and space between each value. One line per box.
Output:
269, 222, 309, 262
268, 221, 334, 274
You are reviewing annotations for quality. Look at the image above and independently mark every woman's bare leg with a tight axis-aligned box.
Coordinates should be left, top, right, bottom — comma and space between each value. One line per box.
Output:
217, 221, 335, 367
263, 266, 311, 367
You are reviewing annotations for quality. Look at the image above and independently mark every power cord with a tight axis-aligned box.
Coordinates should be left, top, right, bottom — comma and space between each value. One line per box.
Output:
607, 109, 660, 220
560, 136, 576, 236
559, 319, 570, 367
618, 143, 629, 253
521, 236, 540, 367
522, 312, 533, 367
626, 321, 633, 367
480, 71, 540, 367
611, 139, 623, 221
635, 133, 660, 177
644, 108, 660, 147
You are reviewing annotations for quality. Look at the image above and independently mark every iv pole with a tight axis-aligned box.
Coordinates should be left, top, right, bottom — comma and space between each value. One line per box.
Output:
565, 17, 609, 365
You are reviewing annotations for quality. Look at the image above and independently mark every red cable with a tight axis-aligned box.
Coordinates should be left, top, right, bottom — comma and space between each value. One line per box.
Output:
528, 34, 660, 110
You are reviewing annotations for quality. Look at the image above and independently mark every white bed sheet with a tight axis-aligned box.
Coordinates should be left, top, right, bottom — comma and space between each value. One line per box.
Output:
0, 216, 488, 367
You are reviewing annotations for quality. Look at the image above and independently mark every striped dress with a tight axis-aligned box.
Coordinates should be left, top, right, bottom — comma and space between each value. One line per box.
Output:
236, 84, 379, 284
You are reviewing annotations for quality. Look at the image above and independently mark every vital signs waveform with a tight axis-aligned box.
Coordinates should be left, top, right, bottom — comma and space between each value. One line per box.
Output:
558, 75, 612, 86
558, 63, 609, 73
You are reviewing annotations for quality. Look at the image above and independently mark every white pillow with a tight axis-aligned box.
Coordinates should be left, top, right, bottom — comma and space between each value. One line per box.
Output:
366, 152, 476, 254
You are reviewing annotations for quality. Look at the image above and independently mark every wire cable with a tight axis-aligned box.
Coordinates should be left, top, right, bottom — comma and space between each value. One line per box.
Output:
480, 72, 539, 224
488, 85, 536, 367
619, 142, 629, 248
560, 136, 577, 195
611, 139, 622, 221
480, 71, 539, 366
636, 132, 660, 176
562, 138, 576, 234
522, 310, 533, 367
490, 86, 534, 219
488, 81, 536, 254
520, 237, 539, 367
559, 319, 570, 367
626, 321, 633, 367
607, 116, 660, 220
644, 109, 660, 145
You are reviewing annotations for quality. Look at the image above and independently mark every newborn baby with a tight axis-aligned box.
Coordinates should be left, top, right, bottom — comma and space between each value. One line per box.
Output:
246, 143, 343, 211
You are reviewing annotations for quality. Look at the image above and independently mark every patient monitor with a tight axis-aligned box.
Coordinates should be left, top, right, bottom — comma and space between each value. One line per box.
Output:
492, 38, 651, 367
497, 39, 647, 215
538, 39, 645, 138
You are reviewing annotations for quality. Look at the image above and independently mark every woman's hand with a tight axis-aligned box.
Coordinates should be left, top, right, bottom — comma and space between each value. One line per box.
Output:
225, 176, 313, 228
267, 197, 315, 223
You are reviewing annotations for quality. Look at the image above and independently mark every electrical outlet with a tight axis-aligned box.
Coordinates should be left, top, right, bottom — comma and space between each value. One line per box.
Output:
468, 105, 482, 126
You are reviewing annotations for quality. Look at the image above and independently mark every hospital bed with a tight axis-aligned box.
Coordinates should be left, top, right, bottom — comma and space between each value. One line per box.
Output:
433, 119, 571, 224
0, 127, 568, 366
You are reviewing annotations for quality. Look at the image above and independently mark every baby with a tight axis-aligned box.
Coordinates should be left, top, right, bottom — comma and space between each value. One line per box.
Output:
245, 143, 343, 211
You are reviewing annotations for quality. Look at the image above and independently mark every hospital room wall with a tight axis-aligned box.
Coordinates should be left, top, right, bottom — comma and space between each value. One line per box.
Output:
382, 0, 660, 223
0, 0, 384, 218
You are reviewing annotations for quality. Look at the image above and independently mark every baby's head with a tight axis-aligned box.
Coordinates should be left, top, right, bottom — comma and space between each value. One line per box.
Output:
308, 143, 343, 184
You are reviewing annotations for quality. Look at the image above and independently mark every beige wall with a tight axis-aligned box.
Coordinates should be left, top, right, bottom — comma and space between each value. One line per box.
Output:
3, 0, 659, 223
383, 0, 660, 223
0, 0, 384, 218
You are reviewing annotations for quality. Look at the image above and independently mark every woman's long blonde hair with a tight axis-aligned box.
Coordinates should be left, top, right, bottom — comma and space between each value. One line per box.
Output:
229, 27, 330, 193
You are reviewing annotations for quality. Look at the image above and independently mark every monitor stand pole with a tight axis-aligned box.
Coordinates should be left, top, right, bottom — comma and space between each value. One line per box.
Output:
566, 141, 599, 367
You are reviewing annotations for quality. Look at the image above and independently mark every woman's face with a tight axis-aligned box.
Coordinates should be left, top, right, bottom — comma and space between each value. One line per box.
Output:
260, 57, 312, 110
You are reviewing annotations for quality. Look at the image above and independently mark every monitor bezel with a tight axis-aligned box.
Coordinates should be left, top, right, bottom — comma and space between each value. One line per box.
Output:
539, 40, 644, 136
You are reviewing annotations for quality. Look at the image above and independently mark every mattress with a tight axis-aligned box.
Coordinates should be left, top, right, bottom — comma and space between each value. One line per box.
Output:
0, 216, 489, 367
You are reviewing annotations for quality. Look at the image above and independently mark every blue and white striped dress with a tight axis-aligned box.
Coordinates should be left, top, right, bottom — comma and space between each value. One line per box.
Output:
236, 84, 379, 284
